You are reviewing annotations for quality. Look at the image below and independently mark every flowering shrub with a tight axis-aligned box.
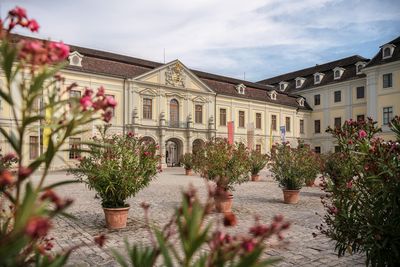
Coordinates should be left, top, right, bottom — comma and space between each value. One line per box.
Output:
71, 127, 159, 208
269, 142, 319, 190
320, 118, 400, 266
193, 138, 250, 191
249, 150, 269, 175
180, 153, 194, 170
0, 7, 115, 266
113, 185, 290, 266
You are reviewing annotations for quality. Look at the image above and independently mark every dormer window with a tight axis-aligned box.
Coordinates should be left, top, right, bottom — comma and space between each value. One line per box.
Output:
68, 51, 83, 67
313, 73, 324, 84
355, 61, 366, 74
333, 67, 345, 80
382, 44, 395, 59
269, 90, 277, 100
279, 82, 289, 92
297, 97, 305, 107
295, 77, 306, 89
236, 83, 246, 95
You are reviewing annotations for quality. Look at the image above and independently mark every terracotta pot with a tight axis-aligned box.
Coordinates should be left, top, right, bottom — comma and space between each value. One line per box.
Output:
214, 187, 233, 213
282, 189, 300, 204
251, 174, 260, 181
103, 206, 130, 229
306, 179, 315, 187
185, 169, 192, 176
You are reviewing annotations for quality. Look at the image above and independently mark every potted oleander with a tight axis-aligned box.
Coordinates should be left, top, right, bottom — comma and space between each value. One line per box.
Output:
269, 142, 317, 204
72, 126, 159, 229
249, 150, 269, 181
193, 138, 250, 212
180, 153, 194, 175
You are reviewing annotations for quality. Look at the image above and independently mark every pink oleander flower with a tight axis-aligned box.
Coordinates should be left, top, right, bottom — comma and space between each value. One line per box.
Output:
102, 110, 113, 122
346, 180, 353, 189
18, 166, 32, 179
28, 19, 39, 32
106, 96, 117, 108
96, 86, 105, 97
0, 170, 14, 186
358, 130, 367, 139
9, 6, 27, 19
49, 41, 69, 61
25, 216, 51, 239
242, 239, 256, 252
80, 95, 92, 111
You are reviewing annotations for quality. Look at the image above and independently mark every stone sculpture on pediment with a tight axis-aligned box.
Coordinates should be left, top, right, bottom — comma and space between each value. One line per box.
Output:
165, 62, 186, 87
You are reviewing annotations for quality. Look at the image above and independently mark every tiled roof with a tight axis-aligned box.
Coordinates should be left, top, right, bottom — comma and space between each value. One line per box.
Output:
257, 55, 369, 92
9, 34, 311, 111
365, 36, 400, 69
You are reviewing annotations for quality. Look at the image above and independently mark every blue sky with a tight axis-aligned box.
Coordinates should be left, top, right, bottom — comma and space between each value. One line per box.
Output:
1, 0, 399, 81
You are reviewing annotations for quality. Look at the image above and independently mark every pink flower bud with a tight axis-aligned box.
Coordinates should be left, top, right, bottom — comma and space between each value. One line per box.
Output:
27, 19, 39, 32
80, 96, 92, 111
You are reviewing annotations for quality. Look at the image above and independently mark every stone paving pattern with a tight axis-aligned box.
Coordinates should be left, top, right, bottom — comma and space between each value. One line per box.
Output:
39, 168, 366, 266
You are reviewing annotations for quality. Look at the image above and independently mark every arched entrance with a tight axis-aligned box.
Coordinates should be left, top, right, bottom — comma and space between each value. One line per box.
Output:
192, 139, 205, 154
140, 136, 156, 144
165, 138, 183, 167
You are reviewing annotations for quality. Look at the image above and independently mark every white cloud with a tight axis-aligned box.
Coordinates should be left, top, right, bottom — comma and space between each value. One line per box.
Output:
2, 0, 399, 80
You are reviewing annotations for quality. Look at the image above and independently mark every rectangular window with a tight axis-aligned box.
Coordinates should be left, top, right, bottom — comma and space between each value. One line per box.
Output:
383, 73, 393, 88
314, 146, 321, 154
220, 108, 226, 126
143, 98, 152, 119
271, 115, 277, 131
239, 111, 245, 128
315, 120, 321, 134
300, 119, 305, 134
105, 94, 115, 117
195, 105, 203, 123
334, 91, 341, 103
334, 117, 342, 128
357, 114, 365, 122
356, 86, 365, 99
255, 144, 261, 153
69, 138, 81, 160
29, 136, 39, 159
285, 117, 291, 132
383, 107, 393, 125
255, 113, 262, 129
69, 90, 81, 99
314, 94, 321, 106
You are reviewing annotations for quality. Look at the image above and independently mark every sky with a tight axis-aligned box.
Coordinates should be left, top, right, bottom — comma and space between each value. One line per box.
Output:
1, 0, 400, 81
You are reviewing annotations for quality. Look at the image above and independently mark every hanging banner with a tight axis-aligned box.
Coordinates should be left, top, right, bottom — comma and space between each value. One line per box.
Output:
227, 121, 234, 144
280, 126, 286, 143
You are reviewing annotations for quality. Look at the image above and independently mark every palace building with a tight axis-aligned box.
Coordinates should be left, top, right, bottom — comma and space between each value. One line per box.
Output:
1, 34, 399, 168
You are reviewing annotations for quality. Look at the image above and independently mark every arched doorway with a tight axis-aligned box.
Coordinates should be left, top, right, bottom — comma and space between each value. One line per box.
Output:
192, 139, 205, 154
165, 138, 183, 167
170, 99, 179, 127
140, 136, 156, 144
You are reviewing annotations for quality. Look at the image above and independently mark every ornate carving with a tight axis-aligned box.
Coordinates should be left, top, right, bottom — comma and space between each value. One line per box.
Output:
165, 62, 185, 87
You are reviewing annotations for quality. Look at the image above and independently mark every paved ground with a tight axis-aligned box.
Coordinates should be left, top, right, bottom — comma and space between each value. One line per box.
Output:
40, 168, 366, 266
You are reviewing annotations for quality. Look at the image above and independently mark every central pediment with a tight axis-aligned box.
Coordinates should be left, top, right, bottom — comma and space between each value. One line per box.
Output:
132, 59, 214, 94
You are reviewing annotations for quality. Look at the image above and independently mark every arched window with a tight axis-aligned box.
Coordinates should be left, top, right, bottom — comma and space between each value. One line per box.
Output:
170, 99, 179, 127
334, 70, 340, 79
315, 75, 320, 83
383, 47, 391, 58
357, 64, 363, 73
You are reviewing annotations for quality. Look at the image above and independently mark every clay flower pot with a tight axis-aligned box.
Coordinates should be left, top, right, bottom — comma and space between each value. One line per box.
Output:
282, 189, 300, 204
103, 206, 130, 229
251, 174, 260, 181
185, 169, 192, 176
214, 187, 233, 213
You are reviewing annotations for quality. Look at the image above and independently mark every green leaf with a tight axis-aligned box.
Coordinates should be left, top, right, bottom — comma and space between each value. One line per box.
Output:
155, 228, 174, 267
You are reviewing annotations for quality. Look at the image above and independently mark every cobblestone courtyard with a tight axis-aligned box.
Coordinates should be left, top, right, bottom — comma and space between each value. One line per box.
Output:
42, 168, 365, 266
